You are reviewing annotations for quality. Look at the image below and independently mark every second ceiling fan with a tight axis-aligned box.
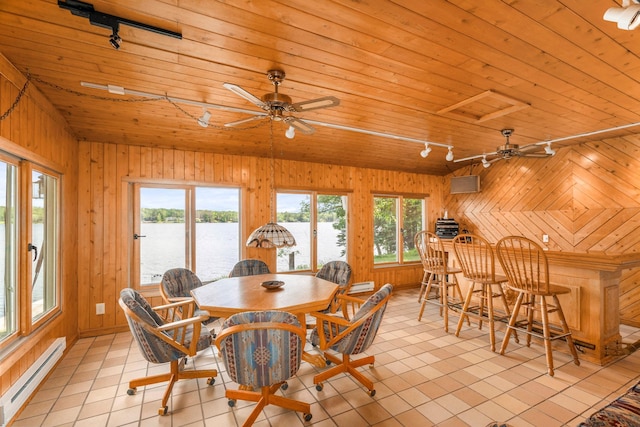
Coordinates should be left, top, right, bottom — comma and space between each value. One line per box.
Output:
223, 69, 340, 135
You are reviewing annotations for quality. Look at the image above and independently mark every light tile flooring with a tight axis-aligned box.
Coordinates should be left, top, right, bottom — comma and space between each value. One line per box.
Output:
13, 288, 640, 427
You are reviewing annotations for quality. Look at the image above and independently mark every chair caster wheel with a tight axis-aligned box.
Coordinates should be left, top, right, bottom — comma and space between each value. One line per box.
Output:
315, 383, 323, 391
281, 382, 288, 390
127, 388, 136, 395
304, 413, 312, 421
228, 399, 236, 407
369, 389, 376, 397
326, 359, 332, 366
207, 377, 215, 386
158, 406, 168, 415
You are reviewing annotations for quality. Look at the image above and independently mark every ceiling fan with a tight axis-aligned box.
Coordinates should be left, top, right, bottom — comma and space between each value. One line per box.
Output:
222, 70, 340, 135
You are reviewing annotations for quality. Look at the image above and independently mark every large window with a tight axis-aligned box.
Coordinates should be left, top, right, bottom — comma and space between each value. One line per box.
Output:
373, 195, 425, 265
276, 191, 348, 272
133, 184, 240, 286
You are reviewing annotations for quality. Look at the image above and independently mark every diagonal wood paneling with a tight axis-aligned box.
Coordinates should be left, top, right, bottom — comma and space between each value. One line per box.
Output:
445, 134, 640, 325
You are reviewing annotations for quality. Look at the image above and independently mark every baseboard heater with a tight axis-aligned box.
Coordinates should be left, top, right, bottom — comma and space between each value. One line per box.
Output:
349, 281, 375, 294
0, 337, 66, 426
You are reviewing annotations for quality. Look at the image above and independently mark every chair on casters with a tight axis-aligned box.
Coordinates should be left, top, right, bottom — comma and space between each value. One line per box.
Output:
119, 288, 217, 415
228, 259, 270, 277
160, 268, 218, 329
316, 260, 352, 313
415, 230, 465, 332
310, 283, 393, 397
214, 310, 311, 426
452, 234, 516, 351
495, 236, 580, 376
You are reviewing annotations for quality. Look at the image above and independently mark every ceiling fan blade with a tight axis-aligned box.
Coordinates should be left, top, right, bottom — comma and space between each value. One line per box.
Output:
223, 83, 267, 109
521, 153, 552, 158
284, 117, 315, 134
224, 115, 267, 127
290, 96, 340, 112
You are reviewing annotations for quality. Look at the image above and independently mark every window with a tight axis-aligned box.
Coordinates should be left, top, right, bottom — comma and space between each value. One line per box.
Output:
0, 159, 17, 341
133, 184, 240, 286
373, 195, 425, 265
276, 191, 348, 272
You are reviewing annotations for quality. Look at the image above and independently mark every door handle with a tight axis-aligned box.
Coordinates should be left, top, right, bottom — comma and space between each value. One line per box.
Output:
133, 234, 146, 240
28, 243, 38, 261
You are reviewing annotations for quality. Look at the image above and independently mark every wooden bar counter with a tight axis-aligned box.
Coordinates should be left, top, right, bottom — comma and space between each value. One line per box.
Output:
441, 240, 640, 365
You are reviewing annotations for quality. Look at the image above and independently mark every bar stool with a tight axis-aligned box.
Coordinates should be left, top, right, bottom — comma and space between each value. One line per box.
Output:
415, 230, 464, 332
452, 234, 515, 351
495, 236, 580, 376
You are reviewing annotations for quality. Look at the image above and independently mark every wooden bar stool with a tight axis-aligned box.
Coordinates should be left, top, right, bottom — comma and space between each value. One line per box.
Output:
495, 236, 580, 376
452, 234, 516, 351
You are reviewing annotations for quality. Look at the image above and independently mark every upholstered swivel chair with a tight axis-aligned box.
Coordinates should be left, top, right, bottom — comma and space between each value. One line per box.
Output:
415, 230, 464, 332
316, 260, 352, 313
119, 288, 217, 415
452, 234, 515, 351
310, 283, 393, 397
228, 259, 270, 277
159, 268, 218, 328
496, 236, 580, 376
215, 310, 311, 426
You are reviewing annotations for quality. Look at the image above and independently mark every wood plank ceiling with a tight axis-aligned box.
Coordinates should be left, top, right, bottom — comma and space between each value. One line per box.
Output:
0, 0, 639, 175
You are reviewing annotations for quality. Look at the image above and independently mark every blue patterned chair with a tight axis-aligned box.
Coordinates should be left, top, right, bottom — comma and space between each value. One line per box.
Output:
310, 283, 393, 396
228, 259, 270, 277
159, 268, 218, 327
316, 260, 352, 313
214, 310, 311, 426
119, 288, 217, 415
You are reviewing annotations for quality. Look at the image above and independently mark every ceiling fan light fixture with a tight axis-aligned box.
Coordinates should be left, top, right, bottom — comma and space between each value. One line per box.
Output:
482, 155, 491, 168
197, 110, 211, 127
285, 125, 295, 139
446, 147, 454, 161
544, 142, 556, 156
420, 143, 431, 158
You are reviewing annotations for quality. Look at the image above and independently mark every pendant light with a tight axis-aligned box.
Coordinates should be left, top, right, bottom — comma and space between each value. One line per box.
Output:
246, 122, 297, 248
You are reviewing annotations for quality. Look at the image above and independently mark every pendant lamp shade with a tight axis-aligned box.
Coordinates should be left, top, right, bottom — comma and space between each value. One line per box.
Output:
246, 222, 297, 248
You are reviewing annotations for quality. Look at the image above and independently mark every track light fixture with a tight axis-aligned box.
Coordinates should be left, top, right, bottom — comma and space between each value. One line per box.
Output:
285, 125, 295, 139
604, 0, 640, 30
420, 143, 432, 158
197, 110, 211, 127
446, 147, 454, 161
482, 155, 491, 168
544, 142, 556, 156
109, 27, 122, 50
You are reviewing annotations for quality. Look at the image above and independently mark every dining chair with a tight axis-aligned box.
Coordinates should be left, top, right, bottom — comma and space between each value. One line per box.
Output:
415, 230, 464, 332
118, 288, 217, 415
214, 310, 311, 426
228, 259, 270, 277
309, 283, 393, 397
316, 260, 352, 313
159, 268, 218, 329
451, 234, 516, 351
495, 236, 580, 376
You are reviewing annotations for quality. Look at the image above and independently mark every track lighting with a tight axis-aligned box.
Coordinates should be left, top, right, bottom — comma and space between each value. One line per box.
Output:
446, 147, 454, 161
482, 155, 491, 168
544, 142, 556, 156
285, 125, 295, 139
420, 143, 431, 158
604, 0, 640, 30
108, 27, 122, 50
197, 110, 211, 127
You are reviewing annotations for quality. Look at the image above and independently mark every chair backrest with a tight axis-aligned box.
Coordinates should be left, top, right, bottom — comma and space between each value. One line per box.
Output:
334, 283, 393, 355
215, 310, 305, 388
228, 259, 270, 277
160, 268, 203, 299
495, 236, 550, 295
316, 261, 352, 289
452, 234, 497, 282
414, 230, 449, 273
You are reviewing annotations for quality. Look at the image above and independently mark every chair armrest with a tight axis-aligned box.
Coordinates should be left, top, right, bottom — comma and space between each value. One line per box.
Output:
153, 299, 199, 323
153, 313, 210, 355
336, 294, 365, 321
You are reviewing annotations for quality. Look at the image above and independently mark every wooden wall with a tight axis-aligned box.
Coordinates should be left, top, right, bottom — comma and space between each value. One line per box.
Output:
77, 141, 444, 336
445, 134, 640, 326
0, 55, 78, 397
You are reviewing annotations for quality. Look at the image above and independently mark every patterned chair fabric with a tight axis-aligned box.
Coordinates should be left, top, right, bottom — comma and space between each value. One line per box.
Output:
228, 259, 270, 278
579, 381, 640, 426
120, 288, 212, 364
217, 310, 303, 388
160, 268, 217, 325
310, 283, 392, 355
316, 261, 352, 313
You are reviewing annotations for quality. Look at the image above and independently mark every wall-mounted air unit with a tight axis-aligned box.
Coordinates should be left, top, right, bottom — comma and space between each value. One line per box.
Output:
450, 175, 481, 194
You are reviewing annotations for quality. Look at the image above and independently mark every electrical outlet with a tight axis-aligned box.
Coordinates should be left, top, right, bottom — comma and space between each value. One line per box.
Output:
96, 303, 105, 315
542, 234, 549, 243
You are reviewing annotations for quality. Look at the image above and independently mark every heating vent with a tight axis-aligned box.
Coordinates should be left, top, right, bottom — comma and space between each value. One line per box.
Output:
349, 281, 375, 294
450, 175, 481, 194
0, 337, 66, 426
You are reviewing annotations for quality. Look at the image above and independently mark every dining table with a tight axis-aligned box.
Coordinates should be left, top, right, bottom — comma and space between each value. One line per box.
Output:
190, 273, 339, 367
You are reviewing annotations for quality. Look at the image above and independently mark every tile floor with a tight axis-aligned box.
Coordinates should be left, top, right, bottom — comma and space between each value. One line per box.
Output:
13, 287, 640, 427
